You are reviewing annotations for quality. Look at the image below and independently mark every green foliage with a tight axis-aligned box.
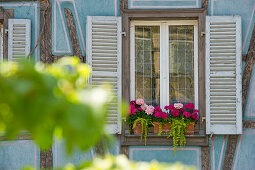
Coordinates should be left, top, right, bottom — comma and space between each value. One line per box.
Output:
0, 57, 111, 153
56, 155, 196, 170
126, 110, 152, 134
168, 118, 189, 154
133, 117, 152, 145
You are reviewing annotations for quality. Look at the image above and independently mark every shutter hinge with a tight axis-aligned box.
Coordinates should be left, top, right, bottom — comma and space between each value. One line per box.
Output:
121, 32, 126, 36
202, 116, 206, 122
5, 29, 8, 34
201, 32, 206, 36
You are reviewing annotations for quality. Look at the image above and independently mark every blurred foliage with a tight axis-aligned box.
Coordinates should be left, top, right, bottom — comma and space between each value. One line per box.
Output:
23, 155, 196, 170
0, 57, 111, 153
58, 155, 196, 170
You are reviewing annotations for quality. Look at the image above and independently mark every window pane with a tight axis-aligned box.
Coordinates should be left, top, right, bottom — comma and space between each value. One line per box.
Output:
169, 25, 194, 104
135, 26, 160, 106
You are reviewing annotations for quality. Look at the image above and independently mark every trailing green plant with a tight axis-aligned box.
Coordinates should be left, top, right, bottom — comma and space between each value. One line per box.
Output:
133, 117, 152, 145
164, 103, 199, 154
168, 118, 188, 154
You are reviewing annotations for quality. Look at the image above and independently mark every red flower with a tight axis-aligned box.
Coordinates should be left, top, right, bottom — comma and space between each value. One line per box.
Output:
137, 107, 143, 111
154, 106, 162, 112
171, 109, 180, 117
128, 105, 136, 115
155, 111, 168, 119
164, 105, 175, 110
183, 111, 191, 118
194, 109, 199, 113
180, 108, 184, 112
184, 103, 195, 109
192, 112, 199, 121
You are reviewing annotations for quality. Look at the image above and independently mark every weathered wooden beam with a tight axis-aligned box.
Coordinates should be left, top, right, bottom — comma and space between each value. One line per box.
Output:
201, 146, 211, 170
202, 0, 209, 10
222, 135, 238, 170
95, 140, 105, 157
243, 120, 255, 129
242, 24, 255, 114
64, 8, 84, 62
242, 54, 247, 62
40, 1, 53, 63
40, 148, 53, 169
121, 146, 129, 158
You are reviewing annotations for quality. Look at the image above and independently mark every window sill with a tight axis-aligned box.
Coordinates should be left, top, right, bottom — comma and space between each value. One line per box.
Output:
122, 131, 209, 146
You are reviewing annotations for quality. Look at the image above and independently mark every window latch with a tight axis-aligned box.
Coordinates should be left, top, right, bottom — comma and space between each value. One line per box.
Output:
121, 32, 126, 36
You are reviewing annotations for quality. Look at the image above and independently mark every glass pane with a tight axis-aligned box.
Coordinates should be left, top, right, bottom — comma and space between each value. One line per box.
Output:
135, 26, 160, 106
169, 25, 194, 104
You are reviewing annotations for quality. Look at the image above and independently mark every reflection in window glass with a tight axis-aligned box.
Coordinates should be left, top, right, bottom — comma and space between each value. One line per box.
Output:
135, 26, 160, 106
169, 25, 194, 104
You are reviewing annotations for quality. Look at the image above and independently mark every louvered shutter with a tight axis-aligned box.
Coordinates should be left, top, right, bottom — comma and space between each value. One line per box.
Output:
8, 19, 31, 62
206, 16, 242, 134
86, 16, 122, 134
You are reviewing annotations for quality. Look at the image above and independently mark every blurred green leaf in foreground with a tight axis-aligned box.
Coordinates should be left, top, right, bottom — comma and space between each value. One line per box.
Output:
0, 57, 111, 153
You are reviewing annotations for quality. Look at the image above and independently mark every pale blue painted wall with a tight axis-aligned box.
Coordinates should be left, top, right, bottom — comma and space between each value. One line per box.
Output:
129, 146, 201, 169
0, 140, 40, 170
0, 0, 255, 170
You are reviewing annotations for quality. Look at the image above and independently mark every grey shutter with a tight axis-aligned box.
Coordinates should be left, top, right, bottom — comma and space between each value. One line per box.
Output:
8, 19, 31, 62
86, 16, 122, 134
206, 16, 242, 134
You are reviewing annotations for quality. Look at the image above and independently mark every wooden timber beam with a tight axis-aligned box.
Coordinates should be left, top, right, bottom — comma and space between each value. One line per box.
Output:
64, 8, 84, 62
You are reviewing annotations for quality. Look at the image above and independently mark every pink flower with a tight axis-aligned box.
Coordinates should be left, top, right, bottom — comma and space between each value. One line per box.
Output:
183, 111, 191, 118
194, 109, 199, 113
164, 105, 175, 110
137, 107, 143, 111
192, 112, 199, 121
184, 103, 195, 109
174, 103, 183, 109
180, 108, 184, 112
145, 105, 154, 115
171, 109, 180, 117
141, 104, 148, 110
136, 99, 144, 105
128, 105, 136, 115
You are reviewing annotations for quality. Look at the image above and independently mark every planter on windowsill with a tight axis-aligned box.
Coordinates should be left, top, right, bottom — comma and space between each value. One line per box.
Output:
184, 122, 195, 135
153, 122, 171, 135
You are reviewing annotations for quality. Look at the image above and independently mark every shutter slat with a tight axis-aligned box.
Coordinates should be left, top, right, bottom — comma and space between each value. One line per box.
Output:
206, 16, 242, 135
87, 16, 122, 134
8, 19, 31, 62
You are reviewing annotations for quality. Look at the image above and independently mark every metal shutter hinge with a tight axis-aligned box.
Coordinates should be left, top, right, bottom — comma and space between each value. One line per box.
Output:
121, 32, 126, 36
202, 116, 206, 122
201, 32, 206, 36
5, 29, 8, 34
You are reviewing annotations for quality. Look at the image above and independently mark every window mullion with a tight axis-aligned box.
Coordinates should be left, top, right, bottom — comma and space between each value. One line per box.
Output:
160, 22, 169, 108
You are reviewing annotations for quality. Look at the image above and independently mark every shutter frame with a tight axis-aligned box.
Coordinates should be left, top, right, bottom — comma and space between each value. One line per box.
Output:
86, 16, 122, 134
8, 19, 31, 62
206, 16, 242, 134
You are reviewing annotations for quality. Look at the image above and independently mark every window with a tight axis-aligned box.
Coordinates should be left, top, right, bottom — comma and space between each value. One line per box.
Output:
130, 21, 198, 109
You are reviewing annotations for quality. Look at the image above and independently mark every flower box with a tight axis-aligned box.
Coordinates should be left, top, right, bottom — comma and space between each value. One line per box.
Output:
184, 122, 195, 135
153, 122, 171, 135
133, 122, 142, 135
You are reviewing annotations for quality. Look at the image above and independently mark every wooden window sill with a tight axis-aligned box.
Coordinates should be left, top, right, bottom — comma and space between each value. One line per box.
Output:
121, 131, 209, 146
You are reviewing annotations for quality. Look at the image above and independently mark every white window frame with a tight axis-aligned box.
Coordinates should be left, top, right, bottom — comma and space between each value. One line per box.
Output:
130, 20, 198, 109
